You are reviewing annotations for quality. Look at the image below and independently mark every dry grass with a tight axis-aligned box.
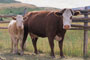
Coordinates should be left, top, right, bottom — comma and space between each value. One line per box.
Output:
0, 23, 90, 60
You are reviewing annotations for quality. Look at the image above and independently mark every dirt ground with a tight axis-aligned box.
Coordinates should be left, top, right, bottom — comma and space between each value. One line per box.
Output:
0, 51, 90, 60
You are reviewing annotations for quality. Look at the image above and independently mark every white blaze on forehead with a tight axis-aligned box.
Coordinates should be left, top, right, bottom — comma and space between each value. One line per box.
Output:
63, 9, 72, 29
16, 15, 23, 20
16, 15, 24, 29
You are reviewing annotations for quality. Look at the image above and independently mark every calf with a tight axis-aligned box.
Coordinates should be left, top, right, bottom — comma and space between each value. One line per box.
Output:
21, 9, 80, 57
8, 15, 24, 54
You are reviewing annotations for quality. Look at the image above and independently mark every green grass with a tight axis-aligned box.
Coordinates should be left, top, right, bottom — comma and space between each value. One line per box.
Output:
1, 24, 90, 60
0, 7, 44, 15
0, 29, 90, 56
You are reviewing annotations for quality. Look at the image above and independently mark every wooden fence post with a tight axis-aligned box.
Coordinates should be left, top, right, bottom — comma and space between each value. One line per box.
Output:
83, 7, 88, 57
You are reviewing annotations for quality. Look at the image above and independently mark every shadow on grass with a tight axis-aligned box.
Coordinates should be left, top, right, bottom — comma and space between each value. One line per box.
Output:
0, 52, 54, 60
1, 52, 90, 60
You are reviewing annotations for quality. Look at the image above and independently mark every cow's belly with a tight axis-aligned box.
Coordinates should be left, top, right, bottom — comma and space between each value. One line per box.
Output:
32, 32, 46, 37
28, 24, 46, 37
29, 29, 46, 37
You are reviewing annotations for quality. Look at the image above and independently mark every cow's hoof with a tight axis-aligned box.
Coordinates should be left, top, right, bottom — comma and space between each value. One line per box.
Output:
38, 50, 43, 53
61, 56, 65, 58
19, 53, 23, 56
0, 57, 4, 60
34, 52, 38, 54
16, 52, 21, 55
17, 52, 21, 55
19, 52, 24, 56
51, 56, 55, 58
12, 52, 19, 55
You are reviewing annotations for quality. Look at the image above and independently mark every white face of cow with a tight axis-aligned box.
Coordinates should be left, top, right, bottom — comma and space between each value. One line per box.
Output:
16, 15, 24, 29
63, 9, 73, 29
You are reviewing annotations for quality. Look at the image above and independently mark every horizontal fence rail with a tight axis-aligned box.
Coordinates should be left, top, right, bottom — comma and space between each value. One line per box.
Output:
0, 21, 10, 23
0, 27, 8, 29
72, 17, 90, 22
0, 15, 15, 18
71, 24, 90, 28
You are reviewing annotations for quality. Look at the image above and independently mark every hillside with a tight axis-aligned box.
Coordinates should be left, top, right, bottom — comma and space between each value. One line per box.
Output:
0, 3, 59, 15
0, 0, 20, 3
0, 3, 37, 9
0, 3, 58, 10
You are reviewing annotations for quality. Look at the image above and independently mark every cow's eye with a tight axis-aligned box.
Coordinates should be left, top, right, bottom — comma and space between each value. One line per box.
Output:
70, 16, 72, 19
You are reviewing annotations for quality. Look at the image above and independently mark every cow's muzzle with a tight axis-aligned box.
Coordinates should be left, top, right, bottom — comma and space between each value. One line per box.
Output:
18, 26, 23, 30
63, 25, 70, 30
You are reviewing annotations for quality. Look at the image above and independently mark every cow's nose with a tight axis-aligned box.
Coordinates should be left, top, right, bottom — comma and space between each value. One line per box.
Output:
19, 26, 21, 28
18, 26, 22, 29
63, 25, 70, 30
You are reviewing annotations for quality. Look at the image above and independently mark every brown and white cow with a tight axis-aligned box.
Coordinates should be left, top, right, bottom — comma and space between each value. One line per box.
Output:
8, 15, 24, 54
21, 9, 80, 58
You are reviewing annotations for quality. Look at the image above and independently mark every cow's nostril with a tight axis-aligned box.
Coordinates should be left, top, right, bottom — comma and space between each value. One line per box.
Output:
64, 25, 70, 30
17, 26, 22, 29
19, 26, 21, 28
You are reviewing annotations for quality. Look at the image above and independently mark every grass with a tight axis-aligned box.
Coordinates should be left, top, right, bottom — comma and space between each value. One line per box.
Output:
0, 29, 90, 60
1, 24, 90, 60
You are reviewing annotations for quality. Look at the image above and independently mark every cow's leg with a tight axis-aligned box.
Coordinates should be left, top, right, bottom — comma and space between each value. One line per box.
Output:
48, 37, 55, 58
16, 39, 19, 54
29, 33, 38, 54
20, 31, 28, 55
10, 37, 13, 53
32, 38, 38, 54
58, 37, 64, 58
19, 36, 26, 55
13, 38, 19, 54
11, 37, 15, 54
12, 37, 17, 54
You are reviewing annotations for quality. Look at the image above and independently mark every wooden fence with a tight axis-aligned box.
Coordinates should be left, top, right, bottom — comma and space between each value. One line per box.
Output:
0, 7, 90, 57
72, 7, 90, 57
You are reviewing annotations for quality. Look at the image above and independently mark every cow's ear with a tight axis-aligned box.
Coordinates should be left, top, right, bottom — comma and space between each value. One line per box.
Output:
12, 16, 16, 20
55, 12, 63, 16
54, 9, 66, 16
74, 11, 80, 16
23, 16, 28, 20
54, 12, 63, 17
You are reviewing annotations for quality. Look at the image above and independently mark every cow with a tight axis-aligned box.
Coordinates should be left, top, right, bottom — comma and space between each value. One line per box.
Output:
8, 15, 24, 54
21, 9, 80, 58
